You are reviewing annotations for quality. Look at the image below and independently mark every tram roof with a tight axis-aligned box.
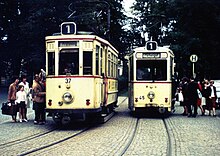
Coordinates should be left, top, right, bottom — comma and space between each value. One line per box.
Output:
45, 34, 119, 54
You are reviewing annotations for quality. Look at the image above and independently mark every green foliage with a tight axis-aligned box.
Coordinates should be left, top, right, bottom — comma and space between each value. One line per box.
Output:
130, 0, 220, 79
0, 0, 126, 78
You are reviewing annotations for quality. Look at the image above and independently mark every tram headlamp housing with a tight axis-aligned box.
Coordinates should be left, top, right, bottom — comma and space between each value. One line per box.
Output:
62, 92, 73, 103
147, 91, 155, 99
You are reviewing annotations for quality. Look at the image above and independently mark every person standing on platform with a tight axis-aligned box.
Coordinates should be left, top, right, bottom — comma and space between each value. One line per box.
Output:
19, 75, 30, 121
32, 74, 46, 124
209, 80, 217, 117
187, 77, 199, 117
16, 85, 27, 122
197, 81, 205, 115
202, 81, 211, 115
7, 77, 19, 122
181, 77, 189, 116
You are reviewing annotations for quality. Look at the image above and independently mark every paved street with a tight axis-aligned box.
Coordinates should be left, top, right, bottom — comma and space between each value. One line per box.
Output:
0, 88, 220, 156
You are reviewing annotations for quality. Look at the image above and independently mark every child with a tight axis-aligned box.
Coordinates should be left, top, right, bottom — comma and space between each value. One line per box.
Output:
16, 85, 28, 122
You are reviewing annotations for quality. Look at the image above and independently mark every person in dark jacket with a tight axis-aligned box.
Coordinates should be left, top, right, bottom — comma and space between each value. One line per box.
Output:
7, 77, 19, 122
187, 77, 199, 117
209, 80, 217, 117
32, 74, 46, 124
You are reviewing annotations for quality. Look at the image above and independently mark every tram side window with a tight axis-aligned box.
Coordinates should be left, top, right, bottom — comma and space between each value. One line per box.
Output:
108, 52, 111, 77
83, 52, 92, 75
136, 60, 167, 81
170, 57, 173, 80
96, 46, 100, 75
59, 49, 79, 75
48, 52, 55, 75
129, 57, 134, 81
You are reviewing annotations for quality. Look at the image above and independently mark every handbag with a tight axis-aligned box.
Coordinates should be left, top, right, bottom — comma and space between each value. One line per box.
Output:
197, 89, 202, 99
178, 92, 184, 102
1, 102, 12, 115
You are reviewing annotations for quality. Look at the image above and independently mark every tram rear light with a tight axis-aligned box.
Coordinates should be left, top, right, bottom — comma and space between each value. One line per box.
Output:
86, 99, 90, 105
165, 98, 168, 103
58, 101, 63, 106
135, 98, 138, 102
48, 100, 52, 106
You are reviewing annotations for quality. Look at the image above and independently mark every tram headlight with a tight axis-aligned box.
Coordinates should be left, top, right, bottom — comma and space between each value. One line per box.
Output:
147, 91, 155, 99
62, 92, 73, 103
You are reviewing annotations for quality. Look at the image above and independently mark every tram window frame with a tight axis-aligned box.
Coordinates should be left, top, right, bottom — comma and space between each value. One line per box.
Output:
83, 51, 92, 75
108, 52, 111, 77
96, 45, 100, 75
47, 52, 55, 75
58, 49, 79, 75
170, 57, 173, 81
136, 60, 167, 81
129, 56, 134, 81
100, 47, 103, 75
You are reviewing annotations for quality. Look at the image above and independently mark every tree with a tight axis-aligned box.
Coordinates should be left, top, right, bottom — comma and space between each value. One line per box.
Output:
129, 0, 220, 79
0, 0, 127, 80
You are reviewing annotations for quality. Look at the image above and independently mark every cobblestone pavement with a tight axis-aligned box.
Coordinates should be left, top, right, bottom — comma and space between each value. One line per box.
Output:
166, 105, 220, 156
0, 88, 220, 156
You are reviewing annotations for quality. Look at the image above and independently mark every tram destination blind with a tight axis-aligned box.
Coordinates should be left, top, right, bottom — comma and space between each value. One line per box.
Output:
142, 53, 161, 58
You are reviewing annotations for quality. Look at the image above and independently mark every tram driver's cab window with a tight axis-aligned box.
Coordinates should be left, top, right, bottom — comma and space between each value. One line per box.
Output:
136, 60, 167, 81
59, 49, 79, 75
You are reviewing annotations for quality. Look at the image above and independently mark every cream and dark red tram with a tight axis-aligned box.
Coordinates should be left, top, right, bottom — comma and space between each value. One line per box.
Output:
127, 41, 175, 114
45, 22, 118, 124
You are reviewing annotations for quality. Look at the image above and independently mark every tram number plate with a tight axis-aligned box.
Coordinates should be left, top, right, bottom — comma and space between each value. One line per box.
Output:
139, 96, 145, 100
65, 78, 71, 83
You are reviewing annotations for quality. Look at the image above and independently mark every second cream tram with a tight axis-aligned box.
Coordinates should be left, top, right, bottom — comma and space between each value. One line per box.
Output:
45, 22, 118, 124
127, 41, 175, 115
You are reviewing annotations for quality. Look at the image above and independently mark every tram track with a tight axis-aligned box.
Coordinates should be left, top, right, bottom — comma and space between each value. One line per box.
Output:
162, 118, 173, 156
18, 111, 119, 156
117, 116, 173, 156
0, 102, 120, 155
18, 127, 90, 156
0, 124, 92, 156
0, 127, 58, 148
119, 118, 140, 156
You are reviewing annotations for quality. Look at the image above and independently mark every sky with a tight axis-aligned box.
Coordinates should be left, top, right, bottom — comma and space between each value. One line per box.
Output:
122, 0, 135, 17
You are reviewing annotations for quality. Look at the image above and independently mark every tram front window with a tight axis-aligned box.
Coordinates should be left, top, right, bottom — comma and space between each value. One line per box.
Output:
59, 49, 79, 75
136, 60, 167, 81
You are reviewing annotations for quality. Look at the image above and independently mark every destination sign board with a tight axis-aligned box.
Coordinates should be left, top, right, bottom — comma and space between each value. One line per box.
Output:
136, 52, 168, 59
143, 53, 161, 58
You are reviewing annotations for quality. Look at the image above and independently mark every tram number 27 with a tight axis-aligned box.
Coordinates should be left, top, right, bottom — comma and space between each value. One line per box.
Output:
65, 78, 71, 83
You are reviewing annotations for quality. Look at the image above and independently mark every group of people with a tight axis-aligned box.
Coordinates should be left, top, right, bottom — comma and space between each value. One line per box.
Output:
7, 71, 46, 124
176, 77, 217, 117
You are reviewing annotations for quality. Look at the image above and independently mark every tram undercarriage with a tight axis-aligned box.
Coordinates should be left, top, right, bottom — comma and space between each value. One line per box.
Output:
47, 103, 117, 124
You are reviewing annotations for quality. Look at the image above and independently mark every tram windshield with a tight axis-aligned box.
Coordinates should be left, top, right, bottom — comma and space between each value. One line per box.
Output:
136, 60, 167, 81
59, 49, 79, 75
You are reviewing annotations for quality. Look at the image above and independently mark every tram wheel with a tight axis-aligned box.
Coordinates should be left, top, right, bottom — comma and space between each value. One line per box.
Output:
52, 113, 62, 124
